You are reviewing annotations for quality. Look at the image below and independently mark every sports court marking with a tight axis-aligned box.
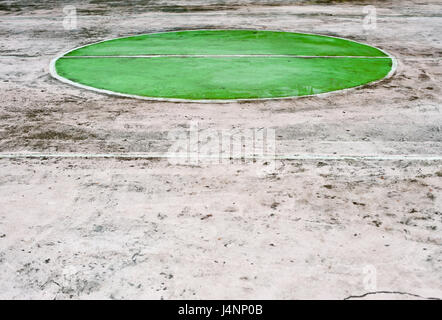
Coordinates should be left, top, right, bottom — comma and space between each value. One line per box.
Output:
1, 152, 441, 161
59, 54, 393, 59
50, 29, 397, 102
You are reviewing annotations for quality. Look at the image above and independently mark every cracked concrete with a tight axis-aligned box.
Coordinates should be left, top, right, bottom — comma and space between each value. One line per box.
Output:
344, 290, 441, 300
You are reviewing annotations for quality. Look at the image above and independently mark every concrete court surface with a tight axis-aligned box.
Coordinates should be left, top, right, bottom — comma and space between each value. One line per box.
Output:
0, 0, 441, 299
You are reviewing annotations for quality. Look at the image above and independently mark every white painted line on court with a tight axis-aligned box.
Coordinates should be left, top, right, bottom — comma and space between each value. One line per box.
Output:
1, 152, 441, 161
60, 54, 393, 59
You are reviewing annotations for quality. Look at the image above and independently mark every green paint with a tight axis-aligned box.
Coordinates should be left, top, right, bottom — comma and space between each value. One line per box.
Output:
54, 30, 393, 100
66, 30, 387, 57
56, 57, 392, 100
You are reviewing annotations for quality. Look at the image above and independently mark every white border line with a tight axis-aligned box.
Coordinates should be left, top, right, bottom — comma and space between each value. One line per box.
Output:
60, 54, 393, 59
49, 29, 398, 103
1, 152, 441, 161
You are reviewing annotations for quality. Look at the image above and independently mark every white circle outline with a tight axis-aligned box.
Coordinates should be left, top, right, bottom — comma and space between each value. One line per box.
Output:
49, 29, 398, 103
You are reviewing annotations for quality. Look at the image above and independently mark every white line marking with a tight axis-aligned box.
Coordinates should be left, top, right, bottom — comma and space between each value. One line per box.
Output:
60, 54, 393, 59
1, 152, 441, 161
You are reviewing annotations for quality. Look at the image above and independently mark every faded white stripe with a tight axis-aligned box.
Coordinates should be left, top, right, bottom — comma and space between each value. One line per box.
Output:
60, 54, 393, 59
0, 152, 441, 161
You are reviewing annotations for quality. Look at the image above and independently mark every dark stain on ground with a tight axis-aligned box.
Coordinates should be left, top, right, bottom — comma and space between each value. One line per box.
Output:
146, 5, 240, 13
27, 130, 94, 141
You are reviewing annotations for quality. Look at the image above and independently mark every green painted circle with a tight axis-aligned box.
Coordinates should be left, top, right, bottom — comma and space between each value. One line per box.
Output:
53, 30, 394, 101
